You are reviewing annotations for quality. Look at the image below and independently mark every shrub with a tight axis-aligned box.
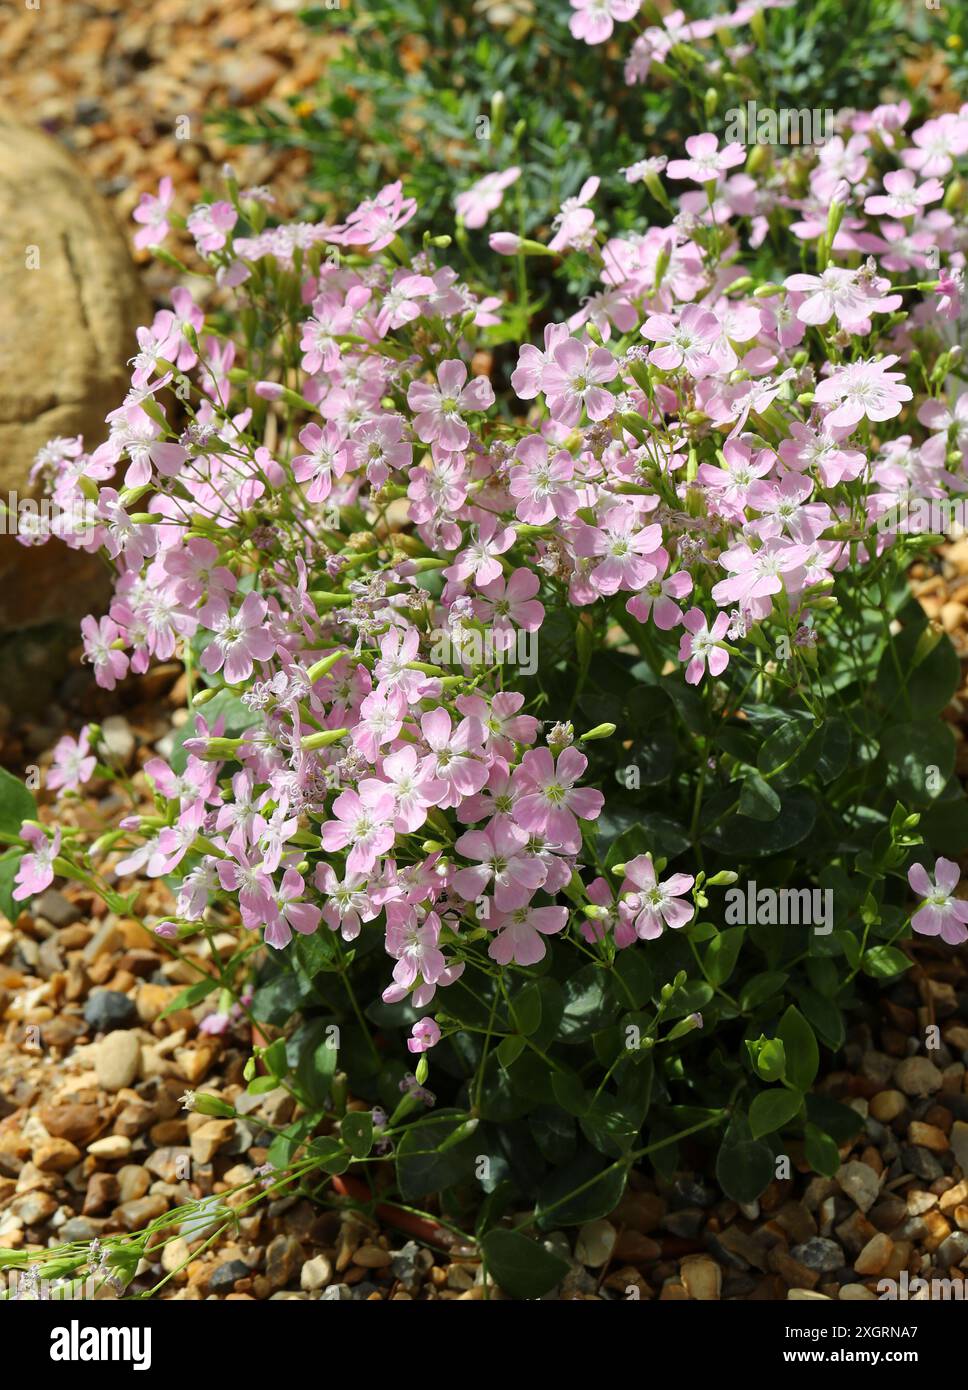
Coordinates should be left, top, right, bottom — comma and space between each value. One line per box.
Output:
4, 73, 968, 1296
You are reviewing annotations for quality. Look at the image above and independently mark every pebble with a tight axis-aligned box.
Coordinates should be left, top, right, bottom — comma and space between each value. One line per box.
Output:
353, 1244, 392, 1269
908, 1121, 948, 1152
117, 1165, 151, 1203
901, 1146, 944, 1182
660, 1207, 704, 1238
679, 1255, 721, 1300
209, 1259, 252, 1293
32, 889, 81, 927
575, 1219, 617, 1268
936, 1232, 968, 1268
190, 1119, 235, 1165
87, 1135, 132, 1160
790, 1238, 844, 1273
95, 1030, 141, 1091
38, 1103, 101, 1145
115, 1194, 168, 1229
11, 1191, 58, 1225
84, 988, 137, 1033
869, 1090, 907, 1123
101, 714, 136, 766
32, 1137, 81, 1173
839, 1283, 877, 1300
951, 1121, 968, 1175
894, 1056, 943, 1098
265, 1233, 303, 1290
836, 1161, 880, 1214
145, 1147, 190, 1183
300, 1254, 334, 1291
853, 1232, 893, 1275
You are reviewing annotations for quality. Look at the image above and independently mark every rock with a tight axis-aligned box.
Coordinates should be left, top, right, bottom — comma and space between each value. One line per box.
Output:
901, 1146, 944, 1182
300, 1254, 334, 1292
894, 1056, 943, 1098
836, 1161, 881, 1214
100, 715, 135, 767
84, 990, 137, 1034
160, 1237, 191, 1277
908, 1121, 948, 1152
145, 1147, 190, 1183
870, 1090, 907, 1123
32, 1137, 81, 1173
575, 1219, 617, 1268
38, 1103, 101, 1145
136, 983, 180, 1024
353, 1244, 392, 1269
660, 1208, 704, 1238
114, 1195, 168, 1230
610, 1190, 665, 1233
0, 110, 149, 675
95, 1031, 141, 1092
265, 1234, 303, 1290
936, 1232, 968, 1268
853, 1233, 893, 1275
32, 889, 81, 928
790, 1238, 844, 1274
189, 1119, 235, 1166
209, 1259, 252, 1293
951, 1121, 968, 1175
839, 1283, 877, 1300
679, 1255, 722, 1300
320, 1284, 354, 1301
87, 1135, 132, 1161
61, 1216, 106, 1241
83, 1172, 119, 1215
11, 1190, 57, 1225
116, 1165, 151, 1203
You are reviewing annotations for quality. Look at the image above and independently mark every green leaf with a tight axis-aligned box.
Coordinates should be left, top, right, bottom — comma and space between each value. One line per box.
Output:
796, 985, 845, 1051
776, 1006, 819, 1092
804, 1122, 841, 1177
341, 1110, 373, 1159
264, 1037, 288, 1079
481, 1228, 569, 1300
396, 1111, 475, 1201
510, 982, 542, 1037
739, 772, 781, 821
715, 1135, 774, 1204
558, 965, 613, 1042
757, 713, 821, 789
704, 926, 744, 986
497, 1034, 527, 1069
862, 945, 911, 980
159, 976, 218, 1019
552, 1070, 589, 1116
880, 722, 955, 805
0, 769, 35, 837
876, 617, 960, 718
805, 1094, 863, 1144
749, 1087, 803, 1139
534, 1148, 628, 1229
0, 849, 22, 924
740, 971, 789, 1012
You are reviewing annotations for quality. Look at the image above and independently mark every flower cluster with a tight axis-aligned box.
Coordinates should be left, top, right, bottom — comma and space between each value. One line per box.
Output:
21, 88, 968, 1052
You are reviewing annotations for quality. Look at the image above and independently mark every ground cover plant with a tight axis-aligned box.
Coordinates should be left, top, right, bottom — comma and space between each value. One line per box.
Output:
2, 1, 968, 1301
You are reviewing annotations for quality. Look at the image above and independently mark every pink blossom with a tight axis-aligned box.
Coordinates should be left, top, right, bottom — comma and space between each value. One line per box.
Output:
678, 608, 731, 685
444, 516, 515, 588
13, 825, 61, 901
199, 592, 276, 684
132, 177, 175, 250
321, 787, 396, 875
453, 820, 547, 910
455, 167, 521, 229
541, 337, 618, 424
264, 868, 322, 949
338, 180, 417, 251
814, 356, 913, 430
487, 904, 568, 966
784, 266, 901, 331
187, 201, 238, 254
908, 858, 968, 946
901, 114, 968, 179
618, 854, 694, 940
476, 568, 545, 646
642, 304, 722, 377
548, 177, 600, 253
47, 726, 97, 793
508, 435, 579, 524
666, 132, 745, 185
81, 614, 129, 691
512, 746, 604, 852
569, 0, 641, 45
418, 709, 488, 808
626, 569, 693, 629
864, 170, 944, 219
407, 359, 495, 452
408, 1018, 441, 1053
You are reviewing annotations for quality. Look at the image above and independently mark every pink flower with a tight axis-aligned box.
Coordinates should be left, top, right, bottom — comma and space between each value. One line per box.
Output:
814, 355, 913, 430
569, 0, 641, 45
864, 170, 944, 220
618, 854, 694, 940
199, 592, 276, 684
678, 608, 731, 685
81, 614, 129, 691
908, 858, 968, 946
784, 267, 901, 331
901, 113, 968, 179
408, 1018, 441, 1053
666, 132, 745, 185
418, 709, 488, 808
13, 825, 61, 901
132, 177, 174, 250
315, 865, 379, 941
512, 746, 604, 852
455, 167, 521, 229
642, 304, 722, 377
626, 569, 693, 629
292, 422, 348, 503
407, 359, 495, 452
444, 516, 515, 588
548, 177, 600, 253
360, 745, 443, 834
711, 538, 809, 614
508, 435, 579, 524
264, 868, 322, 949
47, 726, 97, 793
453, 820, 547, 910
486, 904, 567, 966
476, 568, 545, 646
541, 337, 618, 425
338, 180, 417, 251
573, 503, 663, 595
187, 201, 238, 254
386, 908, 447, 989
321, 788, 396, 875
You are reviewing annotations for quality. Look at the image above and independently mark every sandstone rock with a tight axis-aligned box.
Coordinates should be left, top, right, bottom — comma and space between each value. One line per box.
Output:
679, 1254, 722, 1301
300, 1254, 334, 1291
87, 1135, 132, 1161
0, 108, 149, 682
894, 1056, 943, 1098
32, 1137, 81, 1173
95, 1031, 141, 1092
189, 1119, 235, 1166
38, 1103, 102, 1146
854, 1233, 893, 1275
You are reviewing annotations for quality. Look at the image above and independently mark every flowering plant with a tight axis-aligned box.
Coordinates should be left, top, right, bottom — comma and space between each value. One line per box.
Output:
5, 64, 968, 1292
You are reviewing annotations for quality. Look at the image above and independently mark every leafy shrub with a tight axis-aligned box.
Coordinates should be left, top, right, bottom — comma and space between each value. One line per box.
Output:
4, 56, 968, 1296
